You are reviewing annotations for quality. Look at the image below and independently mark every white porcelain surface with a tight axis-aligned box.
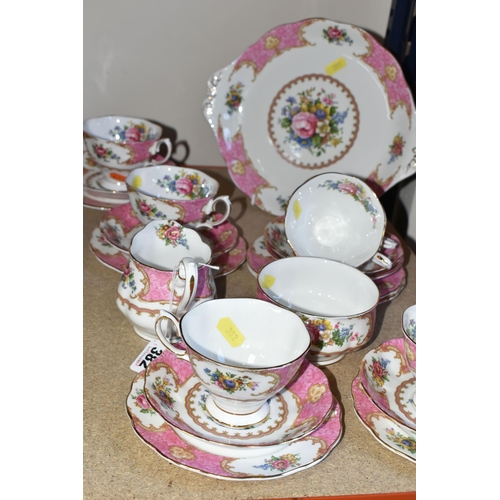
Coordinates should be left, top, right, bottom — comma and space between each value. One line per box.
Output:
144, 348, 333, 447
127, 371, 343, 480
360, 338, 416, 430
130, 219, 212, 270
155, 298, 311, 426
284, 172, 386, 268
203, 18, 416, 216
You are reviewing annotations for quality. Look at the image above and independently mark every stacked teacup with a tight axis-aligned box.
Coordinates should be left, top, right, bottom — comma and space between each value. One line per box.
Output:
127, 297, 343, 478
114, 164, 238, 341
253, 172, 405, 366
83, 115, 173, 193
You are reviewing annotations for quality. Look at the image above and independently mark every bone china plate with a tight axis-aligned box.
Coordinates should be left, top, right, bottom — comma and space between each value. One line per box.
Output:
143, 348, 333, 447
203, 18, 416, 216
127, 371, 343, 480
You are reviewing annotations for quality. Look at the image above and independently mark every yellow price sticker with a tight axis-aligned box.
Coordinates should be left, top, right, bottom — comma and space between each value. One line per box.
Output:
262, 274, 276, 288
293, 199, 302, 219
217, 317, 245, 348
131, 175, 142, 190
325, 57, 346, 76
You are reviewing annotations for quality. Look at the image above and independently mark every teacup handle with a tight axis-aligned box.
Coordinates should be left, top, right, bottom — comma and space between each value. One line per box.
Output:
371, 252, 393, 270
148, 138, 173, 165
174, 257, 199, 316
382, 237, 398, 250
154, 309, 189, 360
194, 195, 231, 229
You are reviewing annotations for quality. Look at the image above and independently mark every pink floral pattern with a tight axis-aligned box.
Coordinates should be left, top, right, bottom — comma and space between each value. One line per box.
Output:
357, 30, 413, 120
232, 19, 315, 79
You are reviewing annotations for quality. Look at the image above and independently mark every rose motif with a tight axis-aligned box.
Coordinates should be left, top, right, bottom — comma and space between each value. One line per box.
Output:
125, 126, 141, 142
135, 394, 150, 409
371, 360, 388, 386
327, 27, 342, 40
291, 112, 318, 139
338, 182, 358, 195
138, 201, 151, 213
95, 146, 107, 157
164, 226, 181, 241
272, 458, 291, 470
175, 177, 193, 195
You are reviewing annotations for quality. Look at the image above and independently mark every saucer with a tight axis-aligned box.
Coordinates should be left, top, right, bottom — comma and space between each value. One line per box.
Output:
374, 267, 407, 304
246, 236, 276, 275
210, 235, 247, 276
264, 217, 294, 259
127, 371, 343, 480
89, 227, 129, 272
351, 373, 416, 462
90, 226, 245, 279
84, 195, 122, 211
99, 203, 239, 258
143, 348, 333, 446
359, 338, 416, 429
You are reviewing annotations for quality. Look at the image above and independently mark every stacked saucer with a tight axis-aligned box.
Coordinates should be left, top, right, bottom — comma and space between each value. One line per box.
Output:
126, 347, 343, 480
90, 203, 247, 279
83, 149, 129, 210
247, 215, 407, 304
351, 337, 416, 462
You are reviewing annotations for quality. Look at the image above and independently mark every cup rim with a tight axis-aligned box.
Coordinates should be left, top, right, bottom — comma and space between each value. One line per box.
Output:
125, 164, 220, 200
176, 298, 312, 371
83, 115, 162, 142
284, 172, 387, 268
257, 256, 380, 318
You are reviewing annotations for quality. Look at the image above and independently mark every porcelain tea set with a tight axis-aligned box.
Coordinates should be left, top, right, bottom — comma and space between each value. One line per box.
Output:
85, 17, 416, 479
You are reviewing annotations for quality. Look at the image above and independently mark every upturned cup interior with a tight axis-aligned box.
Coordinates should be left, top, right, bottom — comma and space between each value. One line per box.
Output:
179, 298, 310, 368
284, 172, 386, 268
258, 256, 379, 317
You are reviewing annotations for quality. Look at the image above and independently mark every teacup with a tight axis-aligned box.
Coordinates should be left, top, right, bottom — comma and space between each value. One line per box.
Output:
83, 115, 173, 191
402, 304, 416, 378
257, 257, 379, 365
126, 165, 231, 229
155, 298, 311, 427
116, 219, 216, 341
284, 172, 392, 269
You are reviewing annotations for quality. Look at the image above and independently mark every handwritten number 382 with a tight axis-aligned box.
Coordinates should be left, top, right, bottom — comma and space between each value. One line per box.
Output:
139, 346, 163, 369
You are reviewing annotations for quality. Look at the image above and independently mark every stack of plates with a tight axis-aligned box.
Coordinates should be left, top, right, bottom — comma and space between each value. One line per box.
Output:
246, 216, 407, 304
126, 348, 343, 480
83, 149, 129, 210
351, 338, 416, 462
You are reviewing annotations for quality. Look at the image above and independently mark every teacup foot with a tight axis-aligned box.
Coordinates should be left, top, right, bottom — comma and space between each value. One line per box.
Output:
205, 395, 270, 428
307, 352, 346, 366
